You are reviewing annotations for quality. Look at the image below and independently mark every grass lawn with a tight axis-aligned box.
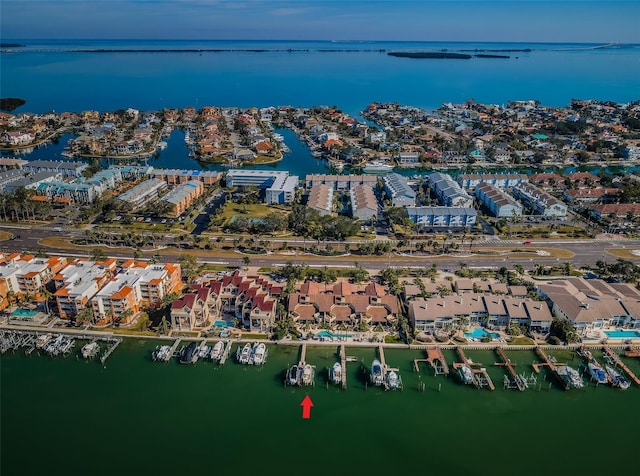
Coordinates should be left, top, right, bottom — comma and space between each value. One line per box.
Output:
219, 202, 287, 222
508, 336, 536, 345
606, 248, 640, 260
241, 333, 269, 340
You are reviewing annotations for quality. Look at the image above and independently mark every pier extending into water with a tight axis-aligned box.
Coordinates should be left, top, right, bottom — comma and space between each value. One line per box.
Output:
413, 347, 449, 376
218, 340, 232, 365
495, 347, 526, 391
166, 338, 182, 362
453, 347, 494, 390
339, 344, 348, 390
532, 346, 569, 389
625, 346, 640, 358
603, 346, 640, 386
99, 337, 122, 365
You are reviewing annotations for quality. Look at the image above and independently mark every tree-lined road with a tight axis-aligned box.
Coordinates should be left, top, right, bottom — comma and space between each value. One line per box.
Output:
1, 224, 636, 272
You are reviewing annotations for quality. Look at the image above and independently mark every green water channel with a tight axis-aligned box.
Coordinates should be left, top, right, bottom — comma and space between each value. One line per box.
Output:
2, 341, 639, 476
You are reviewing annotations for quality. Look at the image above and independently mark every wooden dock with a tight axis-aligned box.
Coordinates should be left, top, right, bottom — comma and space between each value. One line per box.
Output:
533, 346, 572, 389
378, 344, 399, 372
299, 342, 307, 365
166, 338, 182, 362
453, 346, 494, 390
495, 347, 526, 391
413, 347, 449, 375
339, 344, 347, 390
219, 340, 231, 365
603, 346, 640, 386
625, 346, 640, 358
99, 337, 122, 366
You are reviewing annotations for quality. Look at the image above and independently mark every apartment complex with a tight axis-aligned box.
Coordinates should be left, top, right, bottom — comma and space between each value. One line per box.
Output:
382, 173, 416, 207
161, 180, 204, 217
350, 184, 378, 221
475, 183, 523, 218
307, 183, 334, 216
428, 172, 474, 208
115, 178, 168, 210
406, 206, 477, 230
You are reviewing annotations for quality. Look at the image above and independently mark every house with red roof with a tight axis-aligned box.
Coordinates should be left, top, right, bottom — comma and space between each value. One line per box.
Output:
287, 279, 400, 329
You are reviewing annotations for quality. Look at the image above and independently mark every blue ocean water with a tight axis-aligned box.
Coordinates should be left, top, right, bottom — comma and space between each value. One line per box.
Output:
1, 39, 639, 173
2, 39, 639, 116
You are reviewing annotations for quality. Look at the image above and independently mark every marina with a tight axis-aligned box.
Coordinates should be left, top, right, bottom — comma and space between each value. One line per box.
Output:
413, 347, 450, 376
453, 346, 495, 390
4, 339, 640, 476
285, 343, 315, 387
494, 347, 527, 391
602, 346, 639, 387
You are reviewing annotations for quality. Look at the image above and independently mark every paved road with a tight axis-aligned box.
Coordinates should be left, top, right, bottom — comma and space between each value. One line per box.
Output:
1, 224, 637, 272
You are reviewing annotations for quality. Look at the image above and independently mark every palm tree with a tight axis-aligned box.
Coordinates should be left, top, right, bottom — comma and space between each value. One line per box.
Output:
37, 286, 53, 315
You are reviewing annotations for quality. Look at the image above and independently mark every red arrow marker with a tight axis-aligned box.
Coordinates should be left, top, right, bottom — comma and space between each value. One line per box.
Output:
300, 395, 314, 419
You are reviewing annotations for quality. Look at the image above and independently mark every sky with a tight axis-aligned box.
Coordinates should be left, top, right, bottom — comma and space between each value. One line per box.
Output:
2, 0, 639, 43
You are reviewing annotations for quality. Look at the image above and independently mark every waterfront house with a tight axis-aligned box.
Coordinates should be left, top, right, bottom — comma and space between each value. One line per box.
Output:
287, 280, 399, 329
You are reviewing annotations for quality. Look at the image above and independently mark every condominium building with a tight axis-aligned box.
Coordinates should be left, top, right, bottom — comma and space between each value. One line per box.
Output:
149, 168, 221, 185
226, 169, 298, 204
307, 183, 333, 216
0, 254, 68, 308
53, 258, 117, 319
21, 159, 88, 178
428, 172, 474, 208
114, 178, 168, 210
382, 173, 416, 207
406, 206, 477, 230
161, 180, 204, 217
350, 184, 378, 221
305, 174, 378, 191
512, 182, 567, 218
91, 261, 182, 324
458, 173, 528, 191
475, 183, 523, 218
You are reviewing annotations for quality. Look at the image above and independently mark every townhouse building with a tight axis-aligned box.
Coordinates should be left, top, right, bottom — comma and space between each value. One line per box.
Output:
382, 173, 416, 207
475, 183, 523, 218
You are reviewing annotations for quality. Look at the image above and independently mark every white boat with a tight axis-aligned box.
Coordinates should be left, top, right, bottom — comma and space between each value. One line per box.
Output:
197, 345, 211, 359
152, 345, 171, 361
35, 334, 52, 349
330, 362, 342, 385
362, 161, 394, 173
210, 341, 225, 361
370, 359, 384, 386
605, 365, 630, 390
588, 362, 608, 384
301, 364, 314, 386
565, 365, 584, 389
385, 370, 400, 390
457, 364, 476, 385
156, 141, 167, 150
557, 364, 584, 389
251, 342, 267, 365
81, 341, 100, 359
236, 343, 252, 364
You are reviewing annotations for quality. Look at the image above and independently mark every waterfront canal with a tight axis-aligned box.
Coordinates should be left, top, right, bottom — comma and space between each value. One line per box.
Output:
2, 340, 639, 476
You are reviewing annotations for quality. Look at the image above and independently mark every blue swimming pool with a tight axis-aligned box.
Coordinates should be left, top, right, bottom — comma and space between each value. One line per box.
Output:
605, 330, 640, 339
464, 328, 500, 340
213, 320, 234, 327
316, 330, 352, 339
11, 308, 39, 318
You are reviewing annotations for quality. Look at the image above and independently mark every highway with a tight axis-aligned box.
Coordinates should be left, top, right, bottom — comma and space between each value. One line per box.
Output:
1, 224, 636, 272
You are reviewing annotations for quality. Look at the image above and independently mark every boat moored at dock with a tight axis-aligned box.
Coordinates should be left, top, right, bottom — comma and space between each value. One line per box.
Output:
457, 364, 476, 386
556, 364, 584, 389
286, 364, 300, 386
250, 342, 267, 365
81, 341, 100, 359
385, 370, 402, 390
605, 365, 630, 390
370, 359, 384, 386
588, 362, 608, 385
236, 343, 252, 364
210, 341, 225, 361
330, 362, 342, 385
179, 342, 198, 364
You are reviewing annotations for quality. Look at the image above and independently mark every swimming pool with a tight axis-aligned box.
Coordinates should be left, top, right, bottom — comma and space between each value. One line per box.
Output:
464, 328, 500, 340
11, 309, 39, 318
316, 330, 352, 340
213, 320, 234, 327
604, 330, 640, 339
